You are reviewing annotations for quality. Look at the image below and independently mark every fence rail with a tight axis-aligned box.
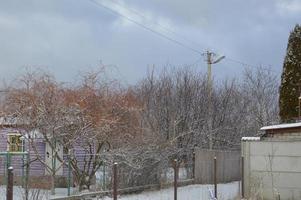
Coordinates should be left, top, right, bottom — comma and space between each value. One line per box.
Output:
50, 151, 242, 200
0, 150, 243, 200
51, 179, 195, 200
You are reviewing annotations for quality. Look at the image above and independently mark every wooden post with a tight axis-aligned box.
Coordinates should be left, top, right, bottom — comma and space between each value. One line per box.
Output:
241, 156, 245, 198
214, 156, 217, 199
173, 159, 178, 200
7, 166, 13, 200
113, 162, 118, 200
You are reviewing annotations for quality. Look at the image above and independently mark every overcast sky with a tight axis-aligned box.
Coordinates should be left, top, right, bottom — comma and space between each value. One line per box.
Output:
0, 0, 301, 85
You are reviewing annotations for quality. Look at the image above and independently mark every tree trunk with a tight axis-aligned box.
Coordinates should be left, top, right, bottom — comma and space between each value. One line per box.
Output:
78, 175, 91, 191
51, 172, 55, 195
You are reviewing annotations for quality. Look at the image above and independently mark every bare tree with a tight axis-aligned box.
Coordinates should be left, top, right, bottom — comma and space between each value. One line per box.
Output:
242, 67, 279, 132
1, 65, 279, 194
4, 69, 143, 193
135, 66, 279, 153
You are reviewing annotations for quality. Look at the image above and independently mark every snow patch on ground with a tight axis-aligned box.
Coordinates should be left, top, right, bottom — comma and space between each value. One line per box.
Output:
0, 186, 70, 200
0, 181, 240, 200
100, 181, 240, 200
0, 186, 49, 200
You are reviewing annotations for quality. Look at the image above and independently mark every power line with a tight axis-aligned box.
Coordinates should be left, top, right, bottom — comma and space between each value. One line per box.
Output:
106, 0, 207, 52
88, 0, 203, 55
187, 57, 202, 67
226, 57, 257, 68
88, 0, 277, 73
225, 57, 278, 73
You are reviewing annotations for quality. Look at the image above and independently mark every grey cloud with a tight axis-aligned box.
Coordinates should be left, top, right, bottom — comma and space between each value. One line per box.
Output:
0, 0, 300, 84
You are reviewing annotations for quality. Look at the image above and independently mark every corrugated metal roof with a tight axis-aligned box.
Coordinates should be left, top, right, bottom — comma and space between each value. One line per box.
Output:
260, 122, 301, 131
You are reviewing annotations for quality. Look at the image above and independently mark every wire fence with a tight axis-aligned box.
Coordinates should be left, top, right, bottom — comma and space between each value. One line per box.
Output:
0, 151, 243, 200
66, 154, 195, 194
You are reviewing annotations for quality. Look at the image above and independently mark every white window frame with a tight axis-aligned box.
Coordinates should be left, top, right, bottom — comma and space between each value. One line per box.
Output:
7, 132, 23, 152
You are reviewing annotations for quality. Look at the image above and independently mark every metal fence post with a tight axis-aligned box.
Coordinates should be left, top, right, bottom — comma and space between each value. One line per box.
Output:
241, 156, 244, 198
25, 152, 30, 200
22, 153, 25, 188
22, 138, 25, 188
192, 151, 195, 179
103, 162, 106, 190
5, 152, 11, 185
113, 162, 118, 200
7, 166, 13, 200
173, 159, 178, 200
6, 152, 10, 168
67, 153, 71, 196
3, 154, 6, 184
214, 156, 217, 199
4, 152, 7, 185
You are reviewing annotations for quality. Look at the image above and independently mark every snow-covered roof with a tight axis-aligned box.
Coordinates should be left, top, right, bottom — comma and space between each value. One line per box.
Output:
0, 116, 18, 126
260, 122, 301, 131
241, 137, 260, 141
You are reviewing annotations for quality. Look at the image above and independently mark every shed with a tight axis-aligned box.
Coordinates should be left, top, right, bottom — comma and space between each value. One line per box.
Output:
260, 122, 301, 139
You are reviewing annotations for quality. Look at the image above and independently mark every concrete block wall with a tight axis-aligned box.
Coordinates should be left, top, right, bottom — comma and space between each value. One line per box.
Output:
242, 140, 301, 200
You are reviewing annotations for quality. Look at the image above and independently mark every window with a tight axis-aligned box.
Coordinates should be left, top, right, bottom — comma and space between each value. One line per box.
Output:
7, 134, 22, 152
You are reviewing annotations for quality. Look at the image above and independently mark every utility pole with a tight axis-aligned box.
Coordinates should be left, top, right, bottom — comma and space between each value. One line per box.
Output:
203, 51, 225, 150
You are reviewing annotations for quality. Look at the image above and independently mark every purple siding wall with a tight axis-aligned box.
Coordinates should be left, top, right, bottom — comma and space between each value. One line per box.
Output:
62, 142, 98, 177
28, 138, 46, 176
0, 128, 99, 179
0, 128, 46, 176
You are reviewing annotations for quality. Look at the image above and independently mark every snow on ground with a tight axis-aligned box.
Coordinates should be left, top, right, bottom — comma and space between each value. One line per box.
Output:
0, 186, 48, 200
0, 186, 69, 200
0, 181, 240, 200
101, 182, 240, 200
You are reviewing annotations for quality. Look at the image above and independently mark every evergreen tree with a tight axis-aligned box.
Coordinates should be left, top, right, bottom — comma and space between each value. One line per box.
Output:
279, 24, 301, 122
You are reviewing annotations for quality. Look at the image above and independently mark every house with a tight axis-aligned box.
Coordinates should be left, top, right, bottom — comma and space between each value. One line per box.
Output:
242, 122, 301, 200
0, 117, 69, 188
0, 115, 116, 192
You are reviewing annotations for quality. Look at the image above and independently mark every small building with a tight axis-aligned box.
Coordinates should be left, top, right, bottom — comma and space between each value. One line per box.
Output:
0, 117, 91, 189
242, 122, 301, 200
260, 122, 301, 139
0, 117, 66, 188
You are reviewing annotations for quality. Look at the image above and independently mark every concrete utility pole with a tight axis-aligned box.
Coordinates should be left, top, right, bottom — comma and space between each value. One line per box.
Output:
203, 51, 225, 149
